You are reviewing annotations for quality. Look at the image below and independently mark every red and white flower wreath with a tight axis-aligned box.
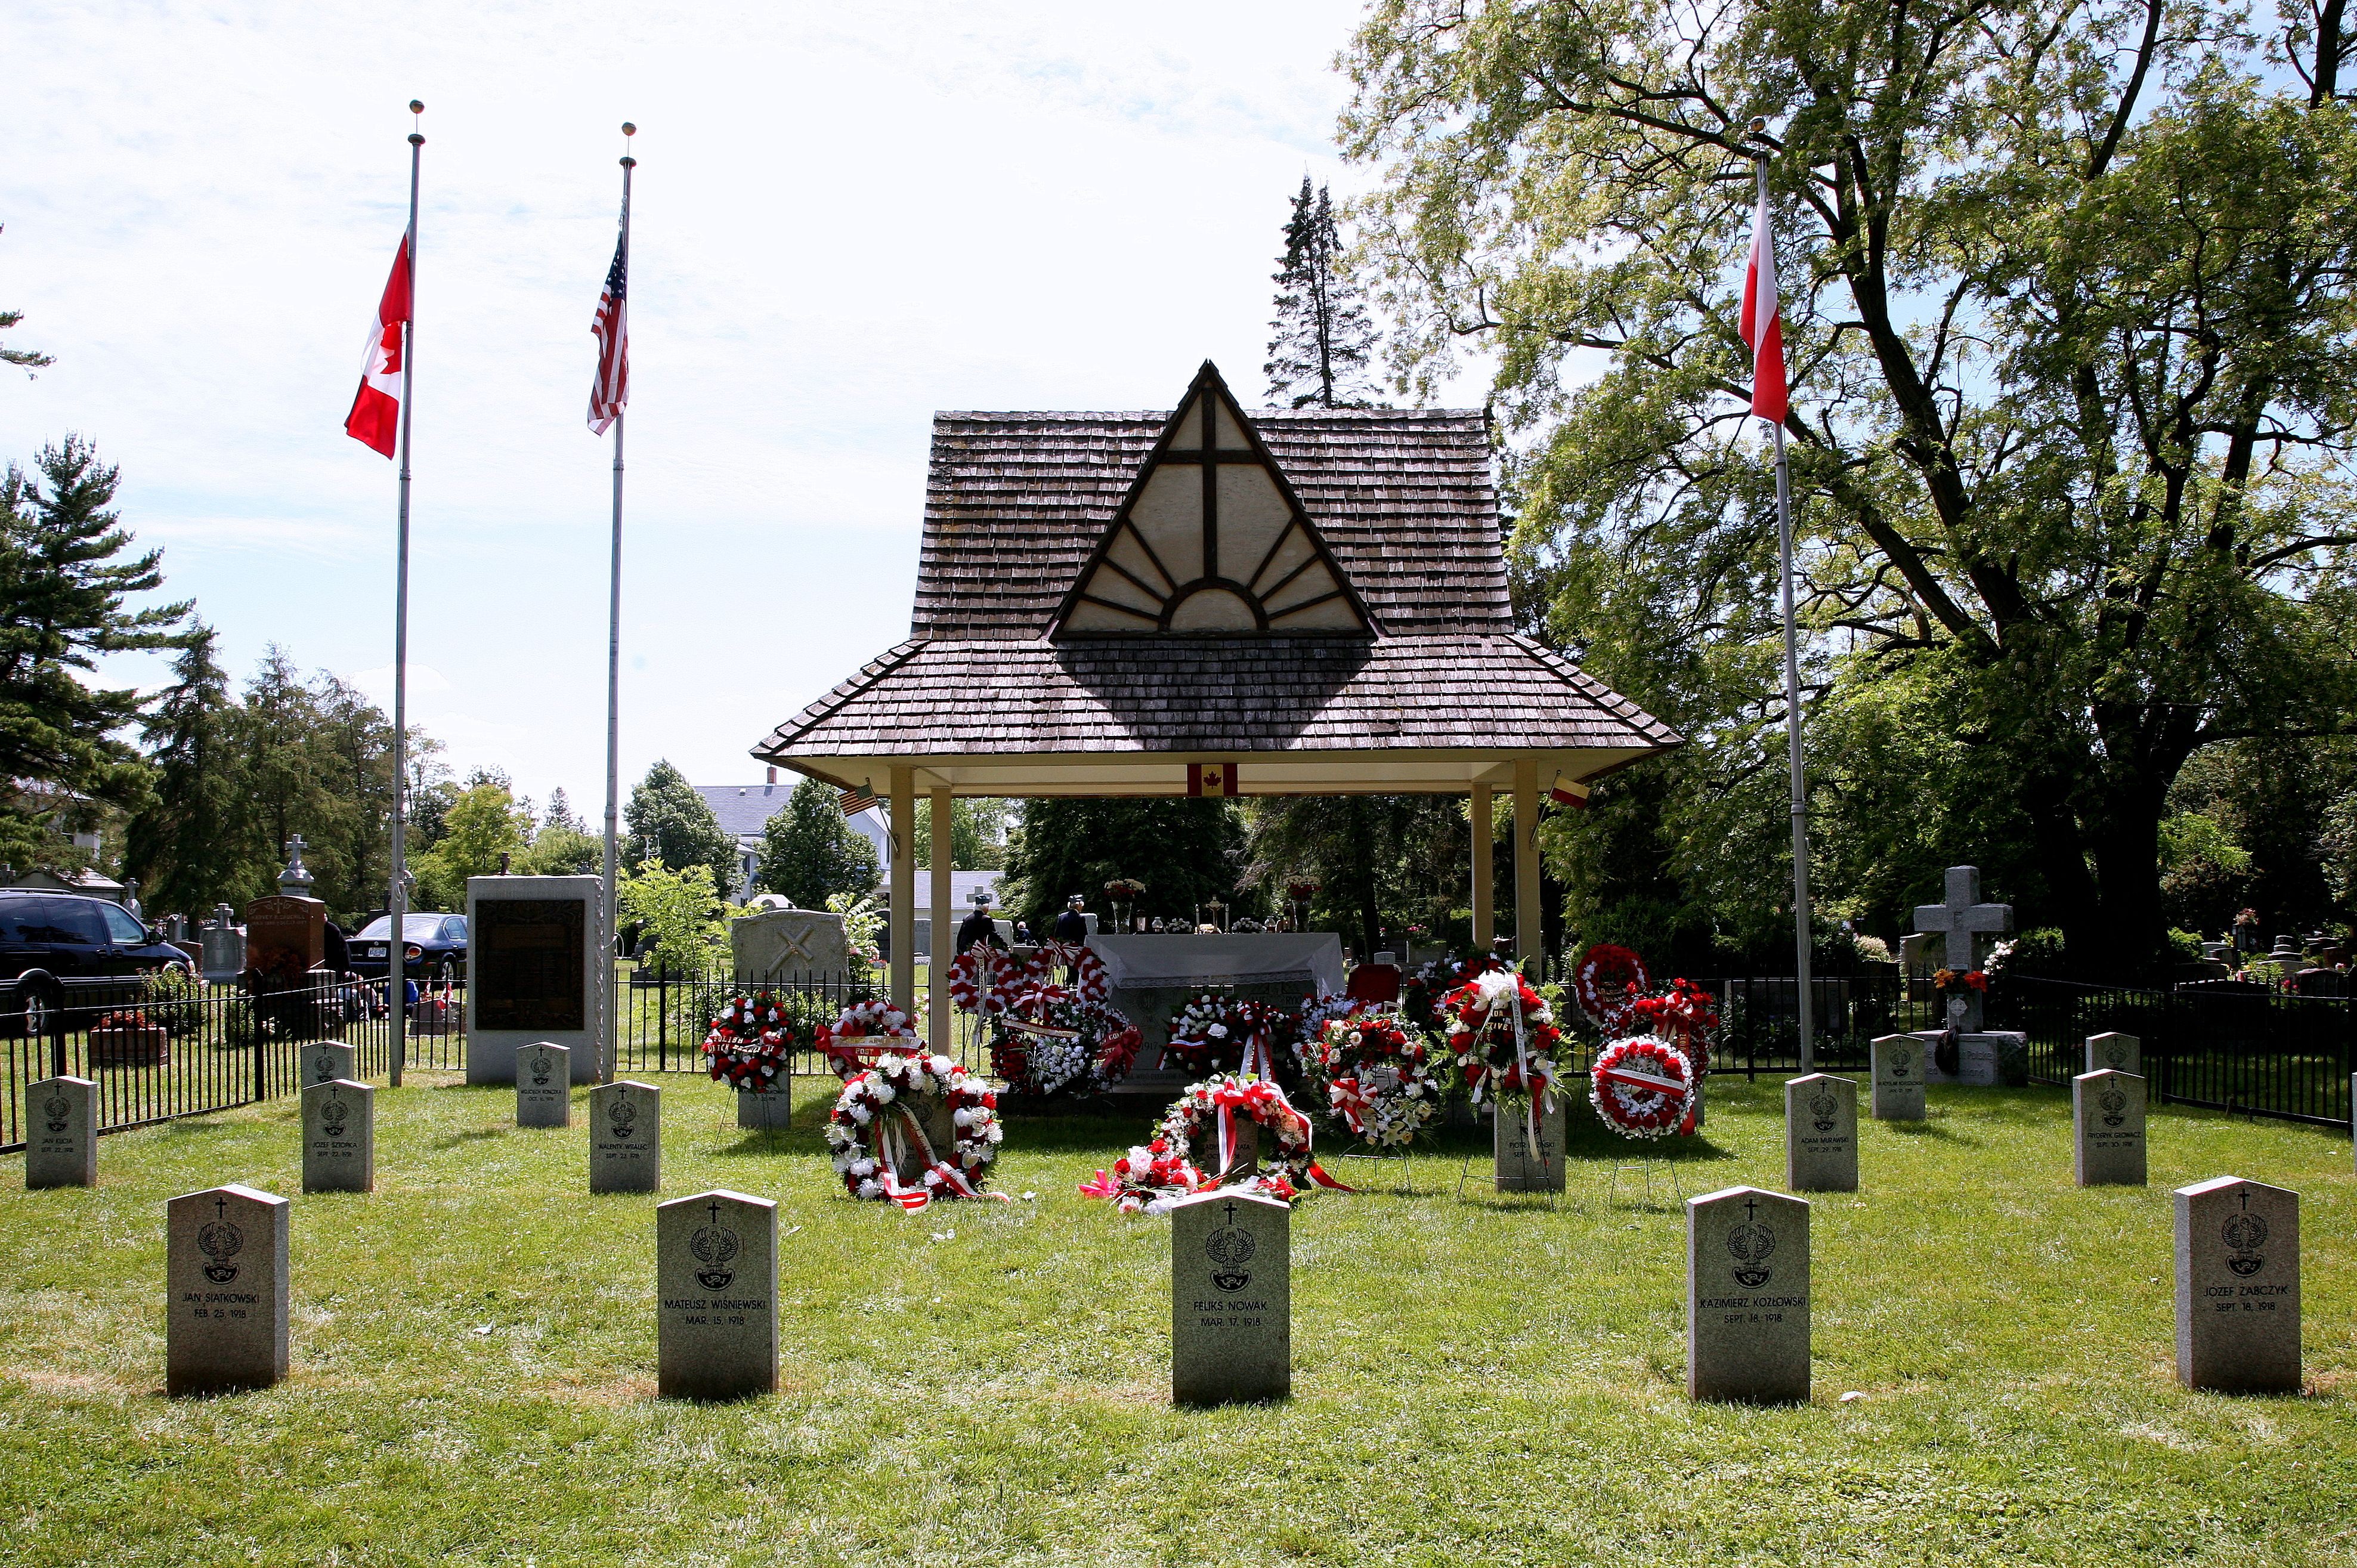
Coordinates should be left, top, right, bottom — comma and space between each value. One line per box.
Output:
1154, 1075, 1353, 1196
1442, 967, 1569, 1109
825, 1051, 1006, 1210
1572, 943, 1651, 1034
1588, 1035, 1698, 1140
1317, 1014, 1443, 1148
946, 943, 1023, 1016
992, 983, 1142, 1097
702, 990, 797, 1091
817, 997, 922, 1078
1025, 941, 1111, 1005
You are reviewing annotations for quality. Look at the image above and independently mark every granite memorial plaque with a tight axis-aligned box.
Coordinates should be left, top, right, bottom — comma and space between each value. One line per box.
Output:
1687, 1185, 1811, 1404
2072, 1069, 2146, 1187
2173, 1176, 2299, 1393
516, 1042, 571, 1127
1170, 1187, 1290, 1405
301, 1079, 375, 1193
167, 1183, 289, 1395
657, 1189, 778, 1400
243, 895, 326, 980
24, 1075, 96, 1189
1870, 1035, 1925, 1121
1493, 1096, 1566, 1193
590, 1080, 661, 1193
2087, 1032, 2141, 1076
466, 876, 601, 1085
301, 1041, 358, 1087
729, 907, 852, 985
1783, 1073, 1857, 1192
1956, 1032, 2003, 1087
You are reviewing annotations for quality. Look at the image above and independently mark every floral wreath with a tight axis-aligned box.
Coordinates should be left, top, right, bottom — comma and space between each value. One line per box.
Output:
1164, 992, 1241, 1079
825, 1051, 1006, 1210
1025, 941, 1111, 1004
1291, 988, 1357, 1074
1441, 967, 1568, 1109
1572, 943, 1651, 1032
1077, 1141, 1212, 1215
703, 990, 797, 1091
946, 942, 1024, 1016
816, 997, 923, 1078
1626, 977, 1719, 1074
1147, 1074, 1353, 1196
1316, 1014, 1443, 1148
992, 984, 1142, 1097
1589, 1035, 1698, 1140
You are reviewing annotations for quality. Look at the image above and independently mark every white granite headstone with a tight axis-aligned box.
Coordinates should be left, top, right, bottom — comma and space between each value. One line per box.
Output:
1493, 1096, 1566, 1192
2086, 1032, 2141, 1076
738, 1087, 793, 1130
2173, 1176, 2299, 1393
301, 1041, 358, 1087
516, 1043, 571, 1128
1687, 1185, 1810, 1403
1783, 1073, 1857, 1192
657, 1189, 778, 1400
1870, 1035, 1925, 1120
2071, 1069, 2145, 1187
301, 1079, 375, 1193
1170, 1187, 1290, 1405
168, 1183, 289, 1395
590, 1080, 660, 1193
24, 1075, 96, 1188
729, 908, 852, 984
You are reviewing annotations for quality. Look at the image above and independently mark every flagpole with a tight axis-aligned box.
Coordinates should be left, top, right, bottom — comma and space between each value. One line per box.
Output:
598, 125, 635, 1085
1755, 143, 1814, 1071
388, 100, 423, 1089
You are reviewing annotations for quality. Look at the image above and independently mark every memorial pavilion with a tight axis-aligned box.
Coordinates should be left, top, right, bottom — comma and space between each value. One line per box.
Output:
751, 362, 1678, 1046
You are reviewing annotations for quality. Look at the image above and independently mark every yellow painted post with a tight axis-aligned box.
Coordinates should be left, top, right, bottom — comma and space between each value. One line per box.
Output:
1513, 759, 1542, 976
889, 766, 915, 1013
1471, 782, 1494, 951
929, 785, 952, 1053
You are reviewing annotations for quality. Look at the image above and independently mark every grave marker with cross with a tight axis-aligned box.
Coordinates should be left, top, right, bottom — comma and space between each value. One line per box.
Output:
1910, 865, 2012, 1032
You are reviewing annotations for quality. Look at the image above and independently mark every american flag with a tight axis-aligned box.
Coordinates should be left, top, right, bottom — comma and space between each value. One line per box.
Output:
839, 785, 877, 817
587, 224, 628, 434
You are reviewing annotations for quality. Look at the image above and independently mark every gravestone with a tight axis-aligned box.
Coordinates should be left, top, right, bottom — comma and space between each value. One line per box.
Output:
167, 1183, 289, 1395
1914, 1027, 1959, 1087
1169, 1187, 1290, 1405
24, 1075, 97, 1188
1493, 1096, 1566, 1192
738, 1088, 793, 1130
729, 907, 852, 984
1954, 1032, 2024, 1088
1783, 1073, 1858, 1192
516, 1043, 571, 1127
2173, 1176, 2300, 1393
1870, 1034, 1925, 1120
1687, 1186, 1811, 1404
657, 1189, 778, 1400
199, 904, 245, 981
466, 876, 601, 1084
243, 894, 326, 982
1909, 866, 2012, 1032
2071, 1069, 2145, 1187
302, 1078, 375, 1193
2087, 1032, 2141, 1076
301, 1041, 358, 1087
590, 1080, 661, 1193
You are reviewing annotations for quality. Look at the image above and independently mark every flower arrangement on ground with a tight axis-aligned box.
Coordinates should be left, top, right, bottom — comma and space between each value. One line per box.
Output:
702, 990, 797, 1092
1316, 1013, 1443, 1148
946, 943, 1023, 1016
1025, 941, 1111, 1004
1571, 942, 1651, 1034
816, 997, 922, 1078
992, 983, 1142, 1097
1588, 1035, 1699, 1140
1440, 966, 1568, 1110
1147, 1074, 1352, 1196
825, 1050, 1004, 1210
1077, 1140, 1211, 1214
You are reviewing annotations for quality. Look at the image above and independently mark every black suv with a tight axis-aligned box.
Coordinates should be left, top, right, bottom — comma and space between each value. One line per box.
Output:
1, 890, 191, 1037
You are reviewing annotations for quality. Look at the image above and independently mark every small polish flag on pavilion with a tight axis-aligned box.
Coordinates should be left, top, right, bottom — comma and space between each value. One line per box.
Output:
343, 234, 411, 457
1549, 774, 1591, 809
1739, 187, 1787, 423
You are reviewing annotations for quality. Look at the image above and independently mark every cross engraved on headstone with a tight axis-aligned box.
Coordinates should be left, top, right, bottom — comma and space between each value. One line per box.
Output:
773, 924, 816, 964
1911, 865, 2013, 1032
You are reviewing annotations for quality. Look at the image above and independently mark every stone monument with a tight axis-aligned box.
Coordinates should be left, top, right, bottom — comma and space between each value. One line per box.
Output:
1686, 1186, 1810, 1404
729, 907, 853, 985
2173, 1176, 2299, 1393
167, 1183, 290, 1396
198, 906, 245, 981
24, 1075, 96, 1188
1783, 1073, 1857, 1192
302, 1079, 375, 1193
243, 893, 326, 982
301, 1041, 358, 1087
1493, 1097, 1566, 1193
2086, 1032, 2140, 1076
466, 875, 601, 1085
1869, 1035, 1925, 1120
516, 1042, 571, 1127
1909, 866, 2012, 1032
657, 1189, 778, 1400
2071, 1069, 2146, 1187
590, 1080, 661, 1193
1170, 1187, 1290, 1405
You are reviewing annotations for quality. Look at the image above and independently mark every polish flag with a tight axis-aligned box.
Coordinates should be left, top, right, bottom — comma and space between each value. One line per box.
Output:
344, 235, 411, 457
1739, 189, 1787, 424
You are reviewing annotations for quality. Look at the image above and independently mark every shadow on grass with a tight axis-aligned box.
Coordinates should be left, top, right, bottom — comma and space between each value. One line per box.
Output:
431, 1126, 512, 1151
1885, 1119, 1979, 1144
712, 1129, 823, 1157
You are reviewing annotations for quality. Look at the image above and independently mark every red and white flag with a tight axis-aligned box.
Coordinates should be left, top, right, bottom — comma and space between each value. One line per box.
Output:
1739, 188, 1787, 423
587, 227, 628, 434
344, 234, 412, 457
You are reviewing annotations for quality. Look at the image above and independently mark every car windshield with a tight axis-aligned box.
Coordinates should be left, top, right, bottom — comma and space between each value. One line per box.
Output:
355, 915, 450, 941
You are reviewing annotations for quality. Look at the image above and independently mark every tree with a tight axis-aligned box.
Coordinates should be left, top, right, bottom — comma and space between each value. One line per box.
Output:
524, 788, 602, 877
229, 647, 336, 892
617, 858, 741, 980
997, 798, 1243, 933
912, 796, 1009, 870
623, 759, 736, 890
1244, 794, 1474, 957
1, 228, 53, 378
410, 781, 533, 911
122, 624, 250, 916
1265, 176, 1379, 409
1346, 0, 2357, 976
754, 776, 879, 907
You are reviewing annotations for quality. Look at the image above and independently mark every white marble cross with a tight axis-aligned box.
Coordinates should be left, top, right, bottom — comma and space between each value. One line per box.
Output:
1911, 865, 2012, 970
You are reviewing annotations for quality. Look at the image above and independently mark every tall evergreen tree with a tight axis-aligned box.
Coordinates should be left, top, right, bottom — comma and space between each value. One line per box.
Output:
1, 227, 54, 378
1264, 177, 1378, 409
624, 759, 737, 890
997, 798, 1243, 934
123, 624, 250, 916
754, 777, 880, 907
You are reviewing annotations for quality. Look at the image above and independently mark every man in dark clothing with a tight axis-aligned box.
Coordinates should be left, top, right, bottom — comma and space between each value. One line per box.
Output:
1051, 894, 1090, 945
955, 893, 1004, 954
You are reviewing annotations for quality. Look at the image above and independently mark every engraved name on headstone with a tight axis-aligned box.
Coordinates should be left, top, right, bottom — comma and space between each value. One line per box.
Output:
243, 895, 326, 980
24, 1075, 97, 1189
516, 1042, 571, 1128
1783, 1073, 1858, 1193
590, 1080, 661, 1193
167, 1183, 290, 1396
1870, 1035, 1925, 1121
2086, 1032, 2141, 1076
302, 1079, 375, 1193
1493, 1096, 1566, 1193
1170, 1187, 1291, 1405
2071, 1069, 2146, 1187
1687, 1185, 1811, 1404
302, 1041, 358, 1087
738, 1086, 793, 1130
657, 1189, 778, 1401
2173, 1176, 2299, 1393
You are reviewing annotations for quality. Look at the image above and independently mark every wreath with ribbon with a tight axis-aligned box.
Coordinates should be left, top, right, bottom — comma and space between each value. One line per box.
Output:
825, 1051, 1007, 1210
703, 990, 798, 1091
1078, 1140, 1212, 1214
946, 943, 1024, 1016
1151, 1075, 1353, 1196
1164, 993, 1242, 1078
991, 984, 1142, 1097
1316, 1014, 1444, 1148
1626, 977, 1719, 1074
1024, 941, 1111, 1004
1588, 1035, 1699, 1140
817, 998, 923, 1078
1572, 943, 1652, 1032
1441, 967, 1569, 1109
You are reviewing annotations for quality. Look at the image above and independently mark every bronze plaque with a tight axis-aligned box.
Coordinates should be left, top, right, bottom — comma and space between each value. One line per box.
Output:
472, 898, 586, 1031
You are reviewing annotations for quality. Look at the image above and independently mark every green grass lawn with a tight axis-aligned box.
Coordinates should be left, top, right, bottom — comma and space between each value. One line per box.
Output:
2, 1074, 2350, 1567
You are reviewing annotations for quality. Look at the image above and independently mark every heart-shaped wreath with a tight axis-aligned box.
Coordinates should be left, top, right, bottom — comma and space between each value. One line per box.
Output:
1315, 1013, 1443, 1148
825, 1051, 1005, 1209
1589, 1035, 1698, 1140
946, 943, 1024, 1016
703, 990, 797, 1091
992, 983, 1142, 1097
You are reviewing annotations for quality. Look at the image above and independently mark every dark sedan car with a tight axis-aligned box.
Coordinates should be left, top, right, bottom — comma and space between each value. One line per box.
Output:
349, 912, 468, 985
1, 889, 192, 1037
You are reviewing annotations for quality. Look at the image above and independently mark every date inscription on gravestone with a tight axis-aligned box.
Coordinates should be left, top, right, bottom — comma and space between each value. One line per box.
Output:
473, 899, 586, 1032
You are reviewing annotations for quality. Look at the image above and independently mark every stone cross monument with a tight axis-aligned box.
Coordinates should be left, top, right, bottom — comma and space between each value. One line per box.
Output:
277, 836, 315, 899
1910, 865, 2013, 1032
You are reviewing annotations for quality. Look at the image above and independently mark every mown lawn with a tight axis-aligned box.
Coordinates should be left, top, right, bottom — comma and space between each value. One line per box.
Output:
1, 1072, 2350, 1567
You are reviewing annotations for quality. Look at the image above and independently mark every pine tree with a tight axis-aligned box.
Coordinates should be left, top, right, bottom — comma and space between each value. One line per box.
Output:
123, 624, 252, 916
1, 225, 54, 378
754, 777, 880, 907
1264, 177, 1378, 409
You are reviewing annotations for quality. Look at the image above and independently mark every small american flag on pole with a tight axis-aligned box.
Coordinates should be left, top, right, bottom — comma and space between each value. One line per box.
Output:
587, 224, 628, 434
839, 785, 877, 817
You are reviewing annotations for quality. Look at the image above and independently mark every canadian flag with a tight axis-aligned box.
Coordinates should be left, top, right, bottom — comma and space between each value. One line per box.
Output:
344, 235, 412, 458
1739, 188, 1787, 424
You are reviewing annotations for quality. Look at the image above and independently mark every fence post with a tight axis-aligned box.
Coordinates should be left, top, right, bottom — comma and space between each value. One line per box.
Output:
50, 998, 66, 1080
657, 967, 668, 1073
252, 994, 267, 1105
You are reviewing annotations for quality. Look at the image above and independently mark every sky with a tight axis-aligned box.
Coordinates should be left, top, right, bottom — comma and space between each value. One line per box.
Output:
3, 0, 1483, 818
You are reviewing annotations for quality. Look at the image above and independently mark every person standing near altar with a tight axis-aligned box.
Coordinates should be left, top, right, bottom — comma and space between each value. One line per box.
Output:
955, 891, 1006, 953
1053, 893, 1090, 944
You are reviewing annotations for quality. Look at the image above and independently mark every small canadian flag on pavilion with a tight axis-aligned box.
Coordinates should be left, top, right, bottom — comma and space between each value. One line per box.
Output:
344, 234, 412, 458
1549, 774, 1591, 809
1739, 188, 1787, 423
1187, 763, 1235, 799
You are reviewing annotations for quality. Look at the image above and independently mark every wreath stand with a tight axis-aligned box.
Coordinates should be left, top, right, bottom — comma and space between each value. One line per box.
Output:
1605, 1149, 1685, 1209
1333, 1139, 1418, 1195
1452, 982, 1562, 1206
